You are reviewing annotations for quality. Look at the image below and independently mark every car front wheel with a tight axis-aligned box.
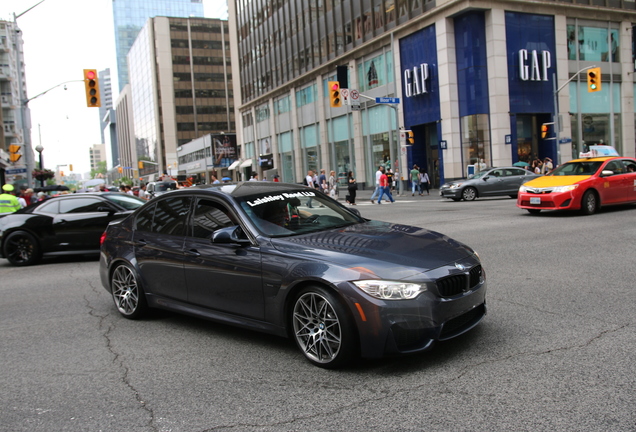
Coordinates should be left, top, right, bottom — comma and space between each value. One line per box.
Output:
581, 190, 598, 215
462, 187, 477, 201
3, 231, 40, 266
291, 286, 357, 368
111, 263, 147, 319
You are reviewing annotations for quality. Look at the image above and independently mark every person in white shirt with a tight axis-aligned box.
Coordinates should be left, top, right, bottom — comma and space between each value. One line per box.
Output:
369, 166, 384, 203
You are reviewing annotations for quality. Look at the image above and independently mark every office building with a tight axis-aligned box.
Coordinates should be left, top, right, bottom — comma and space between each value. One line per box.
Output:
228, 0, 636, 189
0, 19, 31, 186
117, 16, 234, 183
112, 0, 205, 92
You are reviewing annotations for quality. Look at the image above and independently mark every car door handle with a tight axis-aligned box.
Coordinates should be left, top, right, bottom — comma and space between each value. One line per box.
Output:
185, 249, 201, 257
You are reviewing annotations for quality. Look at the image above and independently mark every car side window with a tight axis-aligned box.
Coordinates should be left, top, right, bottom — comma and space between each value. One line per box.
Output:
189, 199, 237, 239
37, 200, 59, 214
621, 160, 636, 173
605, 161, 622, 175
152, 197, 191, 236
135, 203, 156, 232
59, 198, 105, 214
510, 168, 526, 176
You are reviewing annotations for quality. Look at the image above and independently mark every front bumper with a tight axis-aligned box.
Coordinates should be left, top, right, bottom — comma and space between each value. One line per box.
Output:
517, 190, 581, 211
439, 187, 461, 198
340, 261, 487, 358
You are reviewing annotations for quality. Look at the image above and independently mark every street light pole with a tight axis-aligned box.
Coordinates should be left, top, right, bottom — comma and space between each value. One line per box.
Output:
35, 144, 44, 187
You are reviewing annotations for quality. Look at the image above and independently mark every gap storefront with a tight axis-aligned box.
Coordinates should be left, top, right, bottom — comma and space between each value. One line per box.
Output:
400, 11, 561, 181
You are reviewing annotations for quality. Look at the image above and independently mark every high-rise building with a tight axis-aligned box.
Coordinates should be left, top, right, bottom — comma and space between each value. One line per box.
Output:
98, 68, 113, 143
228, 0, 636, 189
112, 0, 204, 92
89, 144, 106, 172
0, 19, 31, 187
116, 16, 234, 183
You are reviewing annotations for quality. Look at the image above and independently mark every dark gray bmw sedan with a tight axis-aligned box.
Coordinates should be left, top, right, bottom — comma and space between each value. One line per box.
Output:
100, 182, 486, 368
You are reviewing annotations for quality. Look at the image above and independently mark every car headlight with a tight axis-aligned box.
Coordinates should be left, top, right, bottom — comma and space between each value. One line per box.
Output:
551, 184, 579, 193
352, 280, 427, 300
519, 185, 529, 192
449, 183, 462, 189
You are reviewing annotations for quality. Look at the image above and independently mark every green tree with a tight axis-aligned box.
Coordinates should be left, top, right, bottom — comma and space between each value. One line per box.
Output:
119, 176, 132, 186
90, 161, 107, 179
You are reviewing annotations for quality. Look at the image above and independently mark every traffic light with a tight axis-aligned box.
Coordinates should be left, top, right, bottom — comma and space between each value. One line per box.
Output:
9, 144, 21, 163
69, 164, 73, 172
83, 69, 101, 107
407, 130, 414, 145
328, 81, 342, 108
138, 161, 144, 169
587, 67, 601, 93
60, 171, 64, 177
118, 166, 123, 173
541, 124, 548, 139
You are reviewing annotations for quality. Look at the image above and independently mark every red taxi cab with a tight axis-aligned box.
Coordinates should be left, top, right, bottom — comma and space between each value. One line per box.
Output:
517, 146, 636, 215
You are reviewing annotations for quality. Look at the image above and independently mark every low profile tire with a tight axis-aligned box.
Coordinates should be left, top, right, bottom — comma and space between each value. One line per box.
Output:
291, 286, 357, 368
462, 187, 477, 201
3, 231, 41, 266
527, 209, 541, 215
110, 263, 147, 320
581, 190, 598, 215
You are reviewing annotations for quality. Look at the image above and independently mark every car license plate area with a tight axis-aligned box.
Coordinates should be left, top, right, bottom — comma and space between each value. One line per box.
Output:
530, 197, 541, 205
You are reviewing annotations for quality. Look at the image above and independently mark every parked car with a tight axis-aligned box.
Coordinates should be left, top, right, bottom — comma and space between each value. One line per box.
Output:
100, 182, 487, 368
0, 193, 145, 266
518, 150, 636, 215
440, 167, 540, 201
146, 180, 178, 199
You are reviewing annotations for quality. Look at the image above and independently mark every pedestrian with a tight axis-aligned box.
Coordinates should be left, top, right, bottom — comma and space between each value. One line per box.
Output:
328, 170, 337, 198
249, 172, 259, 181
318, 169, 328, 193
410, 164, 420, 196
210, 174, 221, 184
346, 171, 357, 205
22, 188, 36, 205
386, 168, 394, 193
305, 170, 317, 208
0, 184, 21, 213
369, 165, 384, 203
138, 183, 148, 200
273, 175, 280, 182
377, 169, 395, 204
543, 157, 553, 175
419, 171, 430, 195
126, 185, 134, 196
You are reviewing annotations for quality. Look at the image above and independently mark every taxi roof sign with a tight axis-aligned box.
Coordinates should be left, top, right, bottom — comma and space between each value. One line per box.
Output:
579, 145, 619, 158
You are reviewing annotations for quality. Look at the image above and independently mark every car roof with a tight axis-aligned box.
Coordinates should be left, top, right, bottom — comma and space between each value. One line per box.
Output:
568, 156, 626, 163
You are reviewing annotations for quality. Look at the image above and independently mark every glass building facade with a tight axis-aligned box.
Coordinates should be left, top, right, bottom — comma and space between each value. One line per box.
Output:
112, 0, 204, 92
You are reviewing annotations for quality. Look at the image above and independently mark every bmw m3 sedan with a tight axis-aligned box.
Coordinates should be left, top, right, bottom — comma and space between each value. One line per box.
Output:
99, 182, 487, 368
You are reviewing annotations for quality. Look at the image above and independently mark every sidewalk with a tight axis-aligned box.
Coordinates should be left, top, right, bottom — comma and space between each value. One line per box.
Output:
338, 187, 440, 203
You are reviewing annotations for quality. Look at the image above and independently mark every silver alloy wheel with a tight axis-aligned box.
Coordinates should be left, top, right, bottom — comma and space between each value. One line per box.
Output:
583, 191, 597, 214
293, 292, 342, 364
462, 187, 477, 201
112, 265, 140, 316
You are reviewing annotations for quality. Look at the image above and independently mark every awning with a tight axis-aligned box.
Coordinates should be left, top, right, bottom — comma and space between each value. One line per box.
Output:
239, 159, 253, 169
228, 160, 241, 170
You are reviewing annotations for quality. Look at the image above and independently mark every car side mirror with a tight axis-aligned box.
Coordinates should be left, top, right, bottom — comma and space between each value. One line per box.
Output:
600, 170, 614, 177
211, 226, 250, 245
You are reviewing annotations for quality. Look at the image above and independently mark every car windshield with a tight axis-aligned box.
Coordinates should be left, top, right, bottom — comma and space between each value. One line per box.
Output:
470, 170, 490, 179
549, 161, 603, 176
104, 194, 146, 210
237, 190, 363, 237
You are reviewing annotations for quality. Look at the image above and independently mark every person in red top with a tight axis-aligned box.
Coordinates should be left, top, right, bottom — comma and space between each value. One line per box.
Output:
377, 171, 395, 204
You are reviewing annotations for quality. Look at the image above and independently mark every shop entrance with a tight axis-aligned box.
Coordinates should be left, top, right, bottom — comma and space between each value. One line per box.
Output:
409, 123, 440, 189
515, 114, 554, 166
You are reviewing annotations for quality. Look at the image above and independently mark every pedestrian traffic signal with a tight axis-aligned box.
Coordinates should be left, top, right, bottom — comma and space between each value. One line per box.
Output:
83, 69, 101, 107
9, 144, 21, 163
587, 67, 601, 93
406, 130, 414, 145
541, 124, 548, 139
328, 81, 342, 108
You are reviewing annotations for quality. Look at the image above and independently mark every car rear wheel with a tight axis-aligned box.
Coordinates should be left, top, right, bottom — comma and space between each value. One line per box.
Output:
462, 187, 477, 201
291, 286, 357, 368
111, 263, 147, 319
3, 231, 40, 266
581, 190, 598, 215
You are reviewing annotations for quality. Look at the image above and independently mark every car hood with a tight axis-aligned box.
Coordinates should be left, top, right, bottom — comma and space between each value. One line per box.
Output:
270, 220, 475, 278
523, 175, 591, 188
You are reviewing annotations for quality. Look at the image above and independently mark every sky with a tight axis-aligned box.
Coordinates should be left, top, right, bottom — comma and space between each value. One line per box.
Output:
2, 0, 227, 176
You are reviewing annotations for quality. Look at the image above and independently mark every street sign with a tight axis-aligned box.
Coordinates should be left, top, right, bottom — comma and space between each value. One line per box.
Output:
6, 168, 27, 175
341, 88, 349, 105
376, 97, 400, 104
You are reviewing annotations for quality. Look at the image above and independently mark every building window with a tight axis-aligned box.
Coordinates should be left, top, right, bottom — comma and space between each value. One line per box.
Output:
274, 96, 291, 115
567, 23, 619, 62
461, 114, 491, 174
295, 84, 317, 107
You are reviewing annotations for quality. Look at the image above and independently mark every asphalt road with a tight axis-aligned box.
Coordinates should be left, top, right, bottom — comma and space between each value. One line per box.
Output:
1, 192, 635, 432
